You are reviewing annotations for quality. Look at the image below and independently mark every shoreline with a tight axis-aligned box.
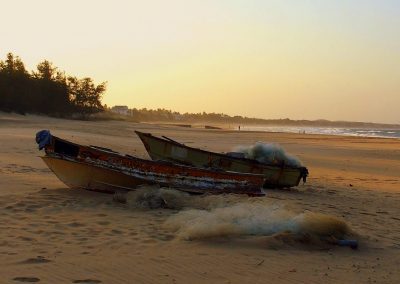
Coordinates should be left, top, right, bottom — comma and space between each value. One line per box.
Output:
2, 111, 399, 140
143, 120, 400, 140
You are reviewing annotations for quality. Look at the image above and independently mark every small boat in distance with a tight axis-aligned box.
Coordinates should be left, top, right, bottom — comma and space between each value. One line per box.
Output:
135, 131, 308, 189
36, 130, 266, 196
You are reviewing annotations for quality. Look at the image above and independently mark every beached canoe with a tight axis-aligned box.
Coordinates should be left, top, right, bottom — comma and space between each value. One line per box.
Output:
36, 130, 265, 196
135, 131, 308, 188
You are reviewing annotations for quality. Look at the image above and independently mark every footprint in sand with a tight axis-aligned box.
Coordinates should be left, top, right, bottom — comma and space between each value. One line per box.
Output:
18, 236, 35, 242
72, 279, 101, 283
13, 277, 40, 282
68, 222, 85, 228
111, 229, 123, 234
142, 238, 158, 244
156, 234, 174, 241
360, 212, 377, 216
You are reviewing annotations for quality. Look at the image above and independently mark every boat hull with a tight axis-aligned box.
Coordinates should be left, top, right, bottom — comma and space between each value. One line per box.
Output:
42, 156, 145, 192
136, 131, 308, 188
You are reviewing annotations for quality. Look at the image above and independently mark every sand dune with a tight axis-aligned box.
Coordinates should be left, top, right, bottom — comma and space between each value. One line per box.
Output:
1, 113, 399, 283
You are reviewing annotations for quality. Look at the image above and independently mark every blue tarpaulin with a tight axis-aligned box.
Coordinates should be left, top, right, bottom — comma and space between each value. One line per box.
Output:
36, 130, 51, 150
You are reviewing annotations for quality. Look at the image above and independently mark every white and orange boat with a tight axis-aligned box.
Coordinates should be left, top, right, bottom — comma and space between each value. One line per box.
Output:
36, 130, 265, 196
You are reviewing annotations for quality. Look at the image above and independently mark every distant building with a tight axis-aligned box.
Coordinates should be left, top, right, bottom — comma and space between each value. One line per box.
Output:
111, 105, 129, 116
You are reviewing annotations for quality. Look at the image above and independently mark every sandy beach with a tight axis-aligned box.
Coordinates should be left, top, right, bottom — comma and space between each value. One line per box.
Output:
1, 112, 399, 284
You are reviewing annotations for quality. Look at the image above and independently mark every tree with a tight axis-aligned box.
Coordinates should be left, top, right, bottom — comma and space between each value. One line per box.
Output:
31, 60, 70, 114
0, 53, 31, 113
0, 52, 107, 116
0, 53, 27, 75
67, 76, 106, 114
33, 60, 56, 80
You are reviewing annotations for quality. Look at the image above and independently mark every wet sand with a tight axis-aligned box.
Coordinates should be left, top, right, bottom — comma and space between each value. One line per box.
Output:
1, 112, 399, 283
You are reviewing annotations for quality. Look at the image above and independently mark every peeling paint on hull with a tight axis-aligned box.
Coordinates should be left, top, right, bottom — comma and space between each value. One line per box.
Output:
40, 135, 265, 196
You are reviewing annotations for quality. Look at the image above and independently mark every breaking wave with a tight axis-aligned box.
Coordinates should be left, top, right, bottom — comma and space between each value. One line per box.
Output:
234, 142, 302, 167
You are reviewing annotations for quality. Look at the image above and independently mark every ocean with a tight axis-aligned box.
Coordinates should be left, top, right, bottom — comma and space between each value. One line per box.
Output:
238, 126, 400, 139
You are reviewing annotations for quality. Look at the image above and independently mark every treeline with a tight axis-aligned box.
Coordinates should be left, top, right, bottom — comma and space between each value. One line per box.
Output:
0, 53, 105, 116
124, 108, 283, 124
116, 108, 400, 128
124, 108, 245, 123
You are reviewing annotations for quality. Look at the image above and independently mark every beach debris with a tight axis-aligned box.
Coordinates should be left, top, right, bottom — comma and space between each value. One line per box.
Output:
112, 191, 127, 204
165, 203, 357, 249
127, 187, 205, 210
256, 259, 265, 266
131, 187, 168, 209
19, 256, 51, 264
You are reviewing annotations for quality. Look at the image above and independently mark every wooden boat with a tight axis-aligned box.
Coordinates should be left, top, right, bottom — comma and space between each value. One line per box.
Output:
41, 155, 144, 193
135, 131, 308, 188
36, 131, 265, 196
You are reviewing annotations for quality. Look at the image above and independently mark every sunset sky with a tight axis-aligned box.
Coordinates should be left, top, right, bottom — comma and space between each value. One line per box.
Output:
1, 0, 399, 123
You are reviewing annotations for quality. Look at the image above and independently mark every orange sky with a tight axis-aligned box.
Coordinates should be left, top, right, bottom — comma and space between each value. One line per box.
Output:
1, 0, 399, 123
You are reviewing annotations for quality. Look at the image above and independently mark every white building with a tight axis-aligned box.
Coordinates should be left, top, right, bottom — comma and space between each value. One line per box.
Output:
111, 105, 129, 116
